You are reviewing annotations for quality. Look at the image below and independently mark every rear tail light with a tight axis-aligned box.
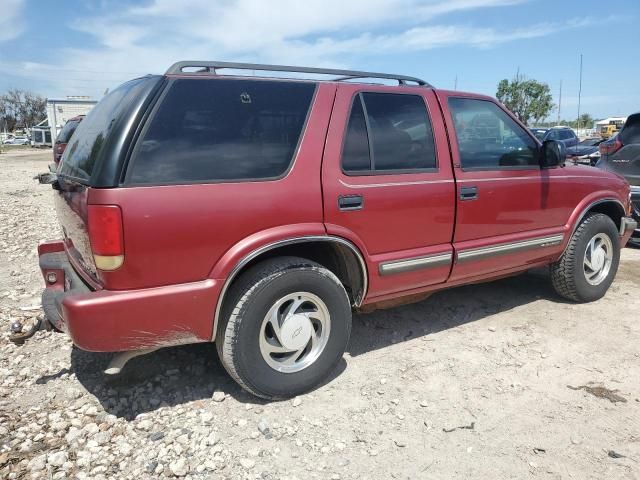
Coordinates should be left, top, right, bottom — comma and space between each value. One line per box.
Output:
88, 205, 124, 271
599, 137, 622, 156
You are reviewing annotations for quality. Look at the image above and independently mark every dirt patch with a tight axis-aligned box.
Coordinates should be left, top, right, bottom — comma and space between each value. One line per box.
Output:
568, 384, 628, 403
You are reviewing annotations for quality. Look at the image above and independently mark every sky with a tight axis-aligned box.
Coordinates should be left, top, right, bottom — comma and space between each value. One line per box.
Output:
0, 0, 638, 120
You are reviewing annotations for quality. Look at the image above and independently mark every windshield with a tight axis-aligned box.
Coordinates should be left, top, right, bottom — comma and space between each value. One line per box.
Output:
531, 129, 547, 141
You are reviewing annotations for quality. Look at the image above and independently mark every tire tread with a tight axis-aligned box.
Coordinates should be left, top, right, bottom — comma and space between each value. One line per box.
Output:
551, 212, 617, 302
216, 256, 348, 399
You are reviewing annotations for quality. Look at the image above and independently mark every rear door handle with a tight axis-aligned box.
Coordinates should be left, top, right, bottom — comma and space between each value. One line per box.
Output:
460, 186, 478, 201
338, 194, 364, 211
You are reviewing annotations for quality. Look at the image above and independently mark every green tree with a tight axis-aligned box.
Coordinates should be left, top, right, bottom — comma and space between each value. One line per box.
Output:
576, 113, 594, 129
0, 89, 46, 131
496, 75, 554, 126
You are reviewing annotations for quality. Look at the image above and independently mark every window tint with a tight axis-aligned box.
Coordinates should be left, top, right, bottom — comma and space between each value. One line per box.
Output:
448, 98, 538, 169
60, 78, 147, 182
128, 79, 316, 184
342, 93, 436, 173
342, 97, 371, 171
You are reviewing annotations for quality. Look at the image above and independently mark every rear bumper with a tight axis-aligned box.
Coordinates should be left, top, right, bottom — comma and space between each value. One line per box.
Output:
38, 240, 218, 352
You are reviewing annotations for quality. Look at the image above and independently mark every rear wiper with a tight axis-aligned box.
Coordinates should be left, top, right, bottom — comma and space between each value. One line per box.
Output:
34, 171, 57, 185
34, 168, 62, 190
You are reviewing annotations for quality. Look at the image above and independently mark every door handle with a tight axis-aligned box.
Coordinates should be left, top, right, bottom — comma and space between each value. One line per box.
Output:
460, 186, 478, 201
338, 194, 364, 211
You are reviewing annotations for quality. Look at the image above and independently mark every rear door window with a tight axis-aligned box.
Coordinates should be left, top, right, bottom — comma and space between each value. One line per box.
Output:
448, 98, 538, 169
127, 78, 316, 184
342, 92, 436, 174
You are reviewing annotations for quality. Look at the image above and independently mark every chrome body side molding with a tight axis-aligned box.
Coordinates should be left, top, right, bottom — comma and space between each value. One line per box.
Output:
457, 234, 564, 263
211, 236, 368, 340
379, 252, 452, 276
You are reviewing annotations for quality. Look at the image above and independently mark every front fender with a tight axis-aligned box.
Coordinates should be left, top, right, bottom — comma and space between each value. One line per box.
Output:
559, 191, 627, 254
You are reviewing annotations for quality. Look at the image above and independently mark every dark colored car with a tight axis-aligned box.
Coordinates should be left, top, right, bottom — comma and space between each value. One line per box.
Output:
36, 61, 636, 399
53, 116, 84, 166
530, 127, 579, 150
567, 137, 604, 166
597, 113, 640, 245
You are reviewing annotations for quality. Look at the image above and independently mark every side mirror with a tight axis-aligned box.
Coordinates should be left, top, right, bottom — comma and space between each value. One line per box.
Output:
540, 140, 566, 169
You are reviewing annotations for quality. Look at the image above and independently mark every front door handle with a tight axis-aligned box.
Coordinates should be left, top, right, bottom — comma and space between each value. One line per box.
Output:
338, 194, 364, 211
460, 186, 478, 201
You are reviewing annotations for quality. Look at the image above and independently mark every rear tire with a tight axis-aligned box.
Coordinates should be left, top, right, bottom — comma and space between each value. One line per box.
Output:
551, 213, 620, 302
216, 256, 352, 400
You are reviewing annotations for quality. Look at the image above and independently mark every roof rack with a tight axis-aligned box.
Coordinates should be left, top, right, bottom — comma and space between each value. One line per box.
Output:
165, 61, 431, 87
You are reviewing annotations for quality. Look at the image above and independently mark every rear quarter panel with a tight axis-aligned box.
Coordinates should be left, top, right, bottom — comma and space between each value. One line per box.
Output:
92, 83, 336, 290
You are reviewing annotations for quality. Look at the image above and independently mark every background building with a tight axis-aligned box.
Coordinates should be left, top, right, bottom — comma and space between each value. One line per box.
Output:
46, 96, 97, 143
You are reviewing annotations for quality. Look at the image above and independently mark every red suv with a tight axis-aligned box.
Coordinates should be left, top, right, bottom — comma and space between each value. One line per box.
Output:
38, 61, 636, 399
53, 115, 84, 166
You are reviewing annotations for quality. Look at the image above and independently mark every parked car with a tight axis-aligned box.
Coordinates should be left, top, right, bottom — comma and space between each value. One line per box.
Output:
3, 136, 30, 145
53, 116, 84, 166
36, 61, 636, 399
567, 137, 604, 166
530, 126, 579, 151
596, 112, 640, 246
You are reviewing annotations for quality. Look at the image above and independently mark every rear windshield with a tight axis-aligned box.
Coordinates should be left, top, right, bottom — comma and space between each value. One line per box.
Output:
127, 78, 316, 184
59, 78, 148, 182
56, 119, 81, 144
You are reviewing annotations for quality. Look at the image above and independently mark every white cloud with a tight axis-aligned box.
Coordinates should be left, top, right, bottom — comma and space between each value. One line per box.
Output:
0, 0, 25, 43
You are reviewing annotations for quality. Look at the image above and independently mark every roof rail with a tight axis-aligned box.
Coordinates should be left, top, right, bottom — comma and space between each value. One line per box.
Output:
165, 61, 431, 87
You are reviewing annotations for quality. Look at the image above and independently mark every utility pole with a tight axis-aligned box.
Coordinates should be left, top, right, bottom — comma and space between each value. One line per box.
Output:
557, 80, 562, 126
576, 53, 583, 133
454, 75, 458, 91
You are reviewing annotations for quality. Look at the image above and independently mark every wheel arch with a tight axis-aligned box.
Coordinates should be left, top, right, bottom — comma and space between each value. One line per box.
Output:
573, 198, 626, 233
211, 236, 368, 340
561, 197, 626, 256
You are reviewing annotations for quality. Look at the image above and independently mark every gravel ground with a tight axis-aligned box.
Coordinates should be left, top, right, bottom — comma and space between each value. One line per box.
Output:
1, 150, 639, 480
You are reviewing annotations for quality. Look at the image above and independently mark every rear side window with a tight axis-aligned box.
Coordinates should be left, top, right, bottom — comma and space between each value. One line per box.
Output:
342, 92, 436, 174
60, 78, 146, 182
128, 79, 316, 184
56, 119, 81, 144
448, 97, 538, 170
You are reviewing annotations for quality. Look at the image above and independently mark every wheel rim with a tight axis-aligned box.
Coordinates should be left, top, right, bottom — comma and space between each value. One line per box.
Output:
259, 292, 331, 373
583, 233, 613, 286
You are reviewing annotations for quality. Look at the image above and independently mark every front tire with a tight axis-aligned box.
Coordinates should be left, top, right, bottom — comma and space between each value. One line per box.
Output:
216, 256, 352, 399
551, 213, 620, 302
